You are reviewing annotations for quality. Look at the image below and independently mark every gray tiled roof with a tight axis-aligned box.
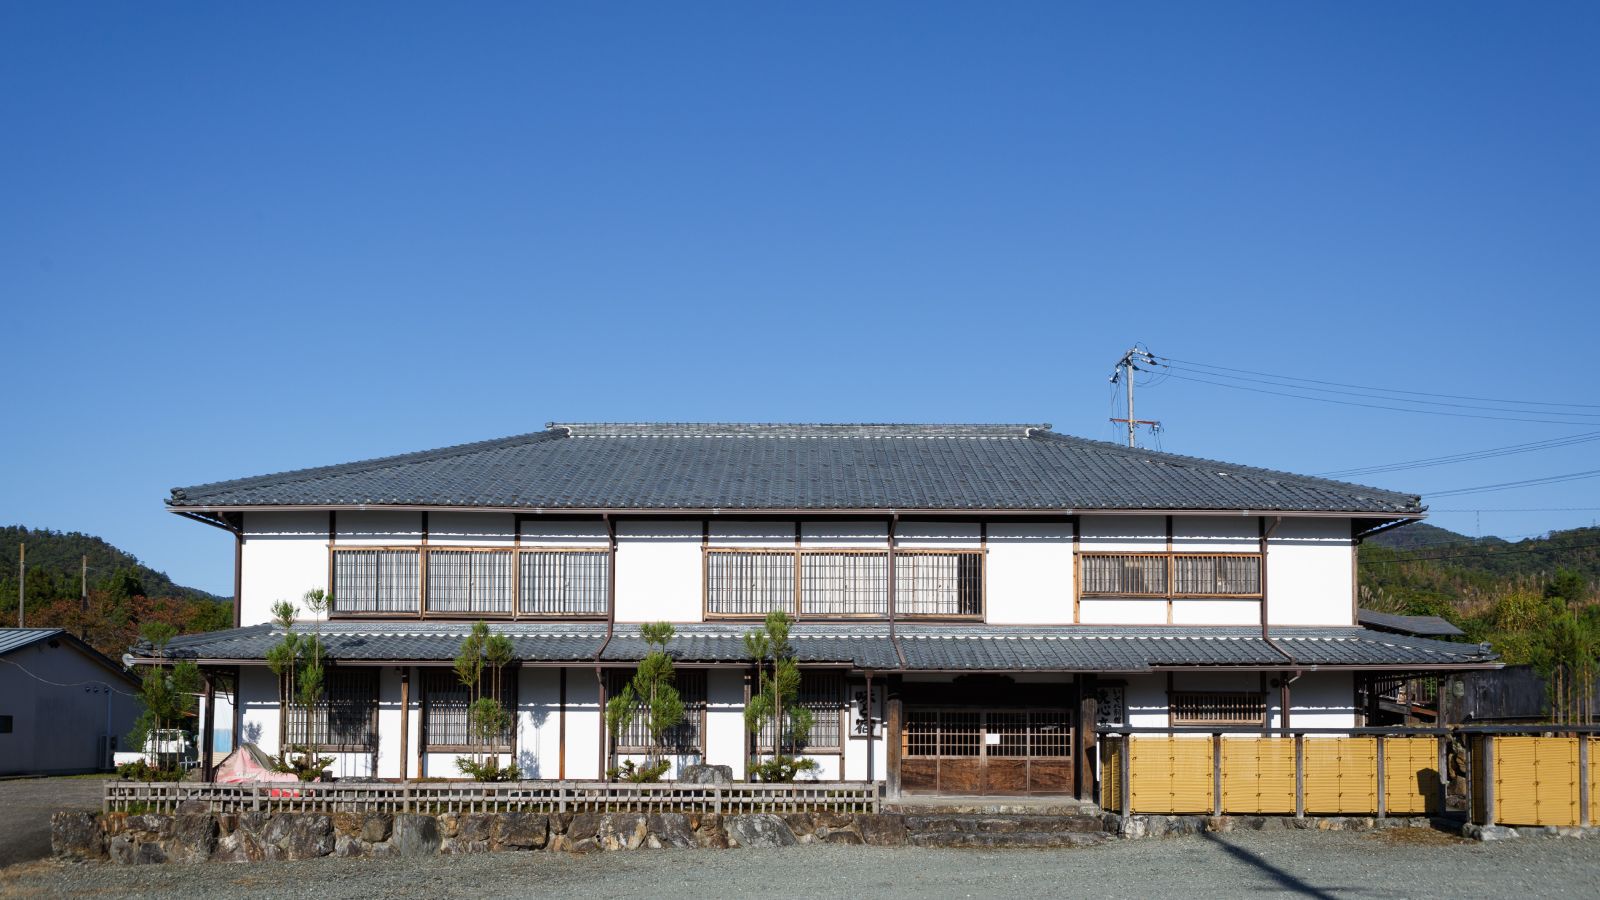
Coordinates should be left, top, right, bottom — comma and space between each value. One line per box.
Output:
1357, 609, 1466, 637
137, 622, 1493, 671
166, 423, 1421, 515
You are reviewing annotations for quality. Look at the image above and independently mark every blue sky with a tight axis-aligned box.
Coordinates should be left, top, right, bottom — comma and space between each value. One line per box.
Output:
3, 3, 1597, 595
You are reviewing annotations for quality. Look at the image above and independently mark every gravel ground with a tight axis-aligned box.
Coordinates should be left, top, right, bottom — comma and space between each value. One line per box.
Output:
5, 828, 1599, 899
0, 779, 105, 868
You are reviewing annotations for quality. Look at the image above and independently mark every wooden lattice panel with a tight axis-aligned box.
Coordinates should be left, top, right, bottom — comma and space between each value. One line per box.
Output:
1129, 736, 1213, 814
1382, 737, 1440, 815
1303, 737, 1378, 815
1495, 736, 1579, 827
1219, 737, 1296, 814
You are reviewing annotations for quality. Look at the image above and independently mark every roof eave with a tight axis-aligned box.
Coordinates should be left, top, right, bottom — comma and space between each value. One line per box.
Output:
167, 503, 1426, 519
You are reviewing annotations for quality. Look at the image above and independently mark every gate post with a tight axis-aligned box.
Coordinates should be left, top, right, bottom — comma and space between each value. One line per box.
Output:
1375, 734, 1387, 819
885, 675, 903, 800
1212, 733, 1223, 816
1294, 733, 1305, 818
1436, 733, 1449, 816
1579, 736, 1590, 828
1119, 733, 1132, 815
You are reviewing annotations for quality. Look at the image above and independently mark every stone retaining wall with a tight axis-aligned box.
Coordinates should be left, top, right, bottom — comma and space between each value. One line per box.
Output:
1110, 814, 1436, 839
52, 809, 912, 865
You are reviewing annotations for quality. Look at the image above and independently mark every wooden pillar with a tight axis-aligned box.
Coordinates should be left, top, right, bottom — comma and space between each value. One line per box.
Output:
558, 667, 567, 780
1294, 733, 1305, 818
1375, 734, 1387, 819
1579, 737, 1591, 828
398, 667, 410, 780
1212, 732, 1223, 815
885, 675, 903, 799
202, 671, 217, 780
1436, 733, 1450, 816
1077, 675, 1098, 801
1118, 733, 1132, 814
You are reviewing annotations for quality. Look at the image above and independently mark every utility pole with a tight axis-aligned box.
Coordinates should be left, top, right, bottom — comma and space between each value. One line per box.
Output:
1109, 346, 1162, 448
82, 555, 89, 613
17, 543, 23, 628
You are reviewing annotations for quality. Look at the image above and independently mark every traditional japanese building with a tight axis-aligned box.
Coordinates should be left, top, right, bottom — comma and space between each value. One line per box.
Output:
138, 423, 1495, 797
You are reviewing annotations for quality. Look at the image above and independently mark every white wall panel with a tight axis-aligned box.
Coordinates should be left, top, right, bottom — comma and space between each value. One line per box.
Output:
240, 511, 330, 626
802, 521, 889, 546
895, 521, 979, 549
1269, 672, 1356, 729
614, 520, 703, 623
1078, 515, 1166, 552
1078, 598, 1167, 625
706, 668, 748, 779
710, 520, 793, 548
335, 510, 424, 546
1170, 515, 1260, 552
1171, 599, 1261, 625
519, 519, 609, 547
517, 667, 562, 779
985, 521, 1073, 624
428, 511, 515, 547
1267, 518, 1354, 626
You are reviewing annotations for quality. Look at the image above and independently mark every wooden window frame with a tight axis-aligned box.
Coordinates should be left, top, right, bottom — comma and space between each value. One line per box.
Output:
420, 666, 518, 754
327, 545, 611, 621
703, 547, 986, 621
1167, 690, 1269, 727
278, 667, 379, 754
606, 669, 708, 756
755, 669, 848, 754
1077, 551, 1263, 600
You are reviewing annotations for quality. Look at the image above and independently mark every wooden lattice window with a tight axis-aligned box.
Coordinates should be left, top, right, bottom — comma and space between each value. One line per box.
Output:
757, 671, 847, 753
332, 549, 421, 614
519, 550, 609, 616
895, 551, 983, 617
606, 669, 707, 754
422, 668, 516, 751
1170, 691, 1267, 726
801, 553, 888, 616
426, 549, 514, 615
1081, 553, 1262, 598
706, 550, 795, 616
282, 669, 378, 753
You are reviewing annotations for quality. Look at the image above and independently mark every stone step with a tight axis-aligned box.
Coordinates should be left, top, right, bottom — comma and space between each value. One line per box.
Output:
904, 815, 1107, 835
907, 830, 1111, 850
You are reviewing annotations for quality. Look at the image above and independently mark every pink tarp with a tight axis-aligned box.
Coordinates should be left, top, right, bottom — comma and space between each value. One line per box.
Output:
213, 743, 301, 785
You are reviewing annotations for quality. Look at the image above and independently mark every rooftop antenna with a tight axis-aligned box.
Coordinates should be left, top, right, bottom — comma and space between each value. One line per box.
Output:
1109, 346, 1162, 448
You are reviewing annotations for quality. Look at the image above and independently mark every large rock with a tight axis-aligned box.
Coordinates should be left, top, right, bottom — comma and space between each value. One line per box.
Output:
556, 812, 603, 853
599, 813, 648, 851
51, 811, 106, 861
492, 812, 549, 850
854, 814, 907, 846
124, 813, 174, 840
360, 813, 393, 844
646, 813, 696, 849
392, 814, 441, 857
679, 764, 733, 785
781, 813, 816, 840
262, 813, 334, 860
819, 830, 863, 845
725, 814, 797, 849
694, 813, 728, 849
458, 814, 495, 844
167, 814, 219, 864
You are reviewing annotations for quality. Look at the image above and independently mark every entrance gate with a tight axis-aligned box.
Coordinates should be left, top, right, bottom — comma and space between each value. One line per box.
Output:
901, 708, 1074, 795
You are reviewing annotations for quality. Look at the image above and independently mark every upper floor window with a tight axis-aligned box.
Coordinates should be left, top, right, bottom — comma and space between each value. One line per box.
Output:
705, 548, 983, 618
332, 549, 421, 614
330, 546, 609, 619
1079, 552, 1261, 598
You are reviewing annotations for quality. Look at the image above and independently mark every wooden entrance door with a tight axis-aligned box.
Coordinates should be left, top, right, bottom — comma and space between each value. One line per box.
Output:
901, 708, 1074, 795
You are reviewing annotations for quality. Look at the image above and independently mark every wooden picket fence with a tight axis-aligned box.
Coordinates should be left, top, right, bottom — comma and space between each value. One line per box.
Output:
103, 780, 881, 816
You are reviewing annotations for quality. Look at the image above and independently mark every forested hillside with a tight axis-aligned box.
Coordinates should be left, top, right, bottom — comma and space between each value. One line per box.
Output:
0, 525, 230, 659
1363, 523, 1599, 722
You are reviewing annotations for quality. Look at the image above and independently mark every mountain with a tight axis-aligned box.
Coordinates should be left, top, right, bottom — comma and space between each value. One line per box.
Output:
0, 525, 230, 660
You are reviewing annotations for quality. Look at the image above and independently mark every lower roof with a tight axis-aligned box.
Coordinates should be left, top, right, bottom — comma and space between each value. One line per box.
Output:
135, 622, 1497, 672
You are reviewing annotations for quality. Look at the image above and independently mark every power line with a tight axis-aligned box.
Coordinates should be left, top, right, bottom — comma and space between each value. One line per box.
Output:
1425, 468, 1600, 498
1318, 431, 1600, 478
1155, 370, 1600, 426
1431, 507, 1600, 512
1157, 355, 1600, 410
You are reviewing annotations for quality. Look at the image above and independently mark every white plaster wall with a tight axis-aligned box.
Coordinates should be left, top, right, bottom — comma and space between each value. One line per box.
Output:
1269, 671, 1356, 729
710, 520, 793, 548
842, 692, 885, 782
803, 521, 890, 546
428, 511, 515, 547
334, 510, 424, 546
1267, 518, 1355, 626
564, 670, 602, 780
705, 668, 748, 779
985, 522, 1073, 624
1119, 674, 1170, 728
613, 520, 702, 624
1170, 515, 1260, 552
375, 667, 405, 779
894, 521, 978, 549
517, 667, 562, 779
1078, 599, 1167, 625
1077, 515, 1166, 552
240, 511, 330, 627
520, 519, 609, 547
237, 667, 281, 753
1171, 599, 1261, 625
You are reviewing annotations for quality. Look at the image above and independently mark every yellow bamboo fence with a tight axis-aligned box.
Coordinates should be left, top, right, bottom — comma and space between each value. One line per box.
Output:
1102, 732, 1443, 818
1473, 735, 1594, 828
